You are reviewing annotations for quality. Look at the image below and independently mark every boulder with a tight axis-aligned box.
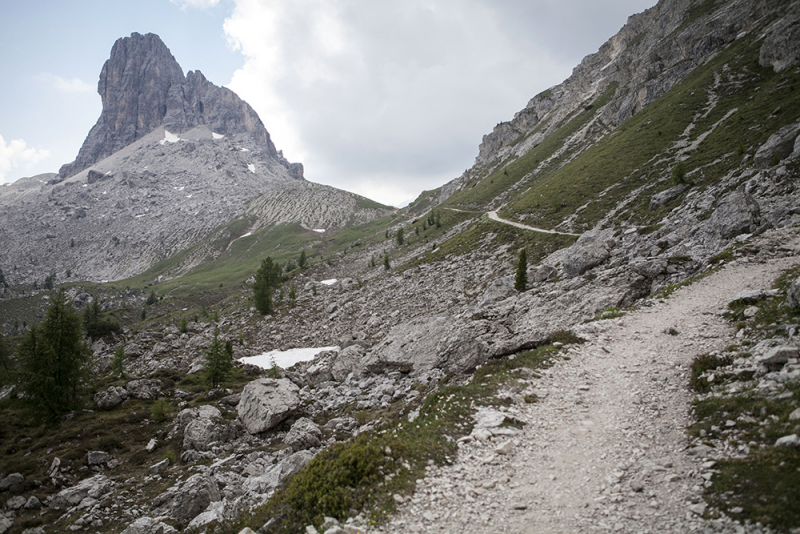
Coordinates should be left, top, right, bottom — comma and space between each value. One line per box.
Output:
708, 189, 761, 240
755, 122, 800, 166
786, 277, 800, 310
125, 379, 162, 400
175, 405, 222, 435
649, 183, 691, 209
238, 378, 301, 434
365, 316, 453, 374
153, 473, 221, 523
757, 346, 799, 372
330, 345, 367, 381
0, 473, 24, 492
562, 230, 615, 278
775, 434, 800, 448
183, 417, 236, 452
244, 450, 315, 494
50, 475, 111, 509
284, 418, 322, 451
93, 386, 129, 409
120, 517, 179, 534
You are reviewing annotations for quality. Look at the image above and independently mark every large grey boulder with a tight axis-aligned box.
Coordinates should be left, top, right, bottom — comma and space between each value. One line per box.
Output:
786, 277, 800, 310
120, 517, 178, 534
50, 475, 111, 509
125, 379, 162, 400
365, 316, 453, 374
238, 378, 301, 434
284, 418, 322, 451
0, 473, 24, 492
244, 450, 315, 494
754, 121, 800, 166
175, 405, 222, 435
94, 386, 129, 410
183, 417, 238, 452
757, 346, 799, 372
708, 189, 760, 240
435, 324, 491, 374
562, 230, 615, 278
151, 473, 221, 523
649, 183, 690, 209
169, 473, 221, 523
330, 345, 367, 381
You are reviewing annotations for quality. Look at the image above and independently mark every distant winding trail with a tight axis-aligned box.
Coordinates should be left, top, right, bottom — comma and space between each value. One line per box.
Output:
385, 229, 800, 534
486, 211, 580, 237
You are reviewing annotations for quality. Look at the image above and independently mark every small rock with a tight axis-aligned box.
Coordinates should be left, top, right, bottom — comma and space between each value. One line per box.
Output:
688, 502, 707, 515
305, 526, 319, 534
0, 473, 24, 492
494, 440, 514, 455
512, 503, 528, 510
775, 434, 800, 447
743, 306, 760, 318
23, 496, 42, 510
392, 494, 404, 504
6, 495, 26, 509
146, 438, 158, 452
149, 458, 170, 474
629, 480, 644, 492
789, 408, 800, 421
730, 506, 744, 514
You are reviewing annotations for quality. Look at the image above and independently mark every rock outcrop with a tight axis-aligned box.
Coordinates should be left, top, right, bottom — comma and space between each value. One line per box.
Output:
58, 33, 280, 180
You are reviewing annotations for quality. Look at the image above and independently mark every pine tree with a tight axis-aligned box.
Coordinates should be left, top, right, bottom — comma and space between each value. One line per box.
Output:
18, 291, 90, 418
298, 250, 306, 269
203, 332, 232, 389
383, 254, 391, 271
515, 248, 528, 291
0, 267, 7, 288
396, 228, 404, 246
289, 284, 297, 308
254, 256, 282, 315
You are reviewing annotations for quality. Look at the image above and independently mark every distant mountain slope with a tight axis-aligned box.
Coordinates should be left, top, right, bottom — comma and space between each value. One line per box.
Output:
437, 0, 800, 223
0, 34, 392, 287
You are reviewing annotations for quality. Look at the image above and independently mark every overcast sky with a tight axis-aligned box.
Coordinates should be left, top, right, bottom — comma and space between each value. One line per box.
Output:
0, 0, 655, 206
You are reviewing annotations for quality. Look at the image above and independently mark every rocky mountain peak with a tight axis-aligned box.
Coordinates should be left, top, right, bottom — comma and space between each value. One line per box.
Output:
58, 32, 281, 179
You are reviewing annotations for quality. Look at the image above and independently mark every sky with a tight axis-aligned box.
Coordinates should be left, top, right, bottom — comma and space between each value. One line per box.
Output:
0, 0, 656, 207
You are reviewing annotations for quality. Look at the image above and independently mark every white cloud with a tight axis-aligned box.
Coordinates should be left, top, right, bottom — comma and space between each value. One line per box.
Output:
170, 0, 221, 9
38, 73, 95, 95
0, 134, 51, 184
223, 0, 573, 206
221, 0, 655, 206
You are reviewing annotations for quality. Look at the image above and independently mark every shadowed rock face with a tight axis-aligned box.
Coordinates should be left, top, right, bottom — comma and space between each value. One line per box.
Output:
58, 32, 278, 179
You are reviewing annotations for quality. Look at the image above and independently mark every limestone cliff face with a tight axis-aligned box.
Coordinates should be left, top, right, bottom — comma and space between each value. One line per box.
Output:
58, 33, 284, 180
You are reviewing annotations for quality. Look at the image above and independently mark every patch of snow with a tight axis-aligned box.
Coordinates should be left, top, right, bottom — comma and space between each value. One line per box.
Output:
320, 279, 338, 286
102, 191, 107, 195
135, 214, 146, 218
239, 147, 250, 152
186, 194, 192, 198
160, 130, 180, 145
82, 184, 88, 187
240, 346, 339, 370
173, 186, 185, 191
247, 164, 256, 174
312, 228, 326, 233
238, 232, 253, 239
212, 132, 224, 140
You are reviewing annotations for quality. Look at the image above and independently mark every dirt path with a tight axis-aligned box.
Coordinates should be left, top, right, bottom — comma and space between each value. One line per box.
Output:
486, 211, 580, 236
385, 242, 800, 533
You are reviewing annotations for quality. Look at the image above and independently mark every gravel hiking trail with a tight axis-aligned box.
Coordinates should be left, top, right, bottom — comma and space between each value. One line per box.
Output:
385, 230, 800, 534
